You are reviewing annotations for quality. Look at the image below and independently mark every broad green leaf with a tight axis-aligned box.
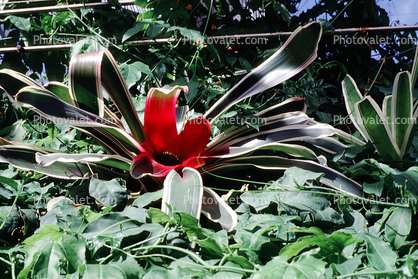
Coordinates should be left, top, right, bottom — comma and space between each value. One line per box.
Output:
234, 214, 298, 250
75, 263, 145, 279
146, 20, 170, 38
8, 15, 30, 33
331, 255, 362, 276
274, 3, 291, 26
185, 75, 199, 102
251, 255, 326, 279
122, 21, 146, 42
20, 235, 85, 278
20, 240, 61, 279
392, 166, 418, 196
391, 71, 412, 154
354, 232, 398, 271
56, 234, 86, 274
171, 210, 227, 256
22, 224, 64, 246
132, 189, 163, 208
280, 229, 361, 262
385, 207, 412, 250
89, 178, 129, 211
341, 74, 368, 140
204, 22, 322, 122
81, 213, 143, 239
147, 207, 171, 223
0, 119, 27, 142
355, 96, 400, 161
120, 61, 154, 88
274, 166, 323, 187
363, 179, 384, 196
0, 205, 20, 236
140, 266, 206, 279
0, 175, 18, 190
167, 26, 205, 43
161, 168, 203, 219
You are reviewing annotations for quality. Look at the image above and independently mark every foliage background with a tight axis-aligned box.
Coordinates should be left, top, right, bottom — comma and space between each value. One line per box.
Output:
1, 0, 418, 278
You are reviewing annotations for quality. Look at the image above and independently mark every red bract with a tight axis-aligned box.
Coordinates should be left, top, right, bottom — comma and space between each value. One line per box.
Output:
131, 86, 211, 178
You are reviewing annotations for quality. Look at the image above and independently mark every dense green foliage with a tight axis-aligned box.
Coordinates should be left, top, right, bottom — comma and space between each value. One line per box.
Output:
1, 1, 418, 278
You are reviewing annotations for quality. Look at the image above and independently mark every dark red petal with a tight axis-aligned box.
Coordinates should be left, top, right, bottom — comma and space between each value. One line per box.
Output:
165, 116, 211, 161
131, 152, 179, 178
144, 86, 188, 152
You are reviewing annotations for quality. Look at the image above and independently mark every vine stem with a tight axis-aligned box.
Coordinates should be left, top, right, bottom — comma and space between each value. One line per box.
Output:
0, 181, 24, 232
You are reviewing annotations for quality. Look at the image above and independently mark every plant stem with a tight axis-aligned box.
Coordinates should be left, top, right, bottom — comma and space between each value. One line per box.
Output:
0, 181, 24, 232
132, 244, 210, 267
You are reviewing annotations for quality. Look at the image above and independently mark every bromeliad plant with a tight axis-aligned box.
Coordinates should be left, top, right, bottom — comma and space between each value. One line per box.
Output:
342, 43, 418, 163
0, 22, 363, 230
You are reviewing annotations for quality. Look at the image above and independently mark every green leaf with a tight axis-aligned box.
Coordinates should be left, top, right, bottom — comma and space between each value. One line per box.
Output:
22, 224, 64, 246
0, 145, 130, 180
0, 175, 19, 191
146, 20, 170, 38
204, 22, 322, 121
132, 190, 163, 208
147, 208, 171, 223
89, 177, 129, 211
0, 205, 20, 236
363, 179, 384, 196
69, 49, 145, 143
185, 75, 199, 102
167, 26, 205, 43
76, 262, 145, 278
57, 234, 86, 274
251, 255, 326, 279
161, 168, 203, 219
331, 255, 362, 276
14, 86, 142, 158
274, 3, 291, 26
391, 71, 412, 155
20, 235, 86, 278
355, 96, 400, 161
410, 43, 418, 90
8, 15, 31, 33
392, 166, 418, 196
44, 82, 74, 105
280, 228, 361, 262
81, 213, 147, 239
341, 74, 368, 140
353, 231, 398, 271
122, 22, 146, 42
385, 207, 412, 250
0, 119, 27, 142
19, 208, 39, 236
275, 166, 323, 187
35, 153, 132, 172
120, 61, 154, 88
234, 214, 298, 251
